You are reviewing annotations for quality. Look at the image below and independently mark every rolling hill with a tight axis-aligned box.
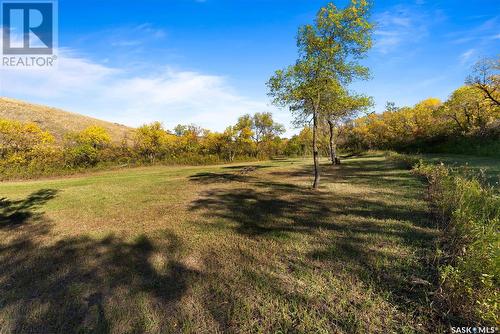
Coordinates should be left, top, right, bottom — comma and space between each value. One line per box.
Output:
0, 97, 133, 143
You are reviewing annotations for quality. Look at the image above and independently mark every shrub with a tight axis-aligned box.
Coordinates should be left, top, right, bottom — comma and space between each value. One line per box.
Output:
413, 161, 499, 324
64, 145, 99, 167
64, 126, 112, 167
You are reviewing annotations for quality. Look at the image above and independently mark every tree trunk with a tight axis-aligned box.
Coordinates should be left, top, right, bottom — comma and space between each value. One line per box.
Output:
312, 110, 320, 189
328, 120, 339, 165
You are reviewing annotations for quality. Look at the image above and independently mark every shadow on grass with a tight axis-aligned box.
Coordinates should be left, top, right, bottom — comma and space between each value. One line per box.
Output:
222, 164, 271, 171
189, 172, 253, 184
0, 157, 445, 333
188, 157, 442, 331
0, 191, 200, 333
0, 189, 58, 228
1, 231, 200, 333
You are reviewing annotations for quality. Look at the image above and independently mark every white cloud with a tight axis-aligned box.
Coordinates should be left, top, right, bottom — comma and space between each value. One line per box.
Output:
459, 48, 477, 65
373, 5, 444, 54
448, 16, 500, 44
0, 49, 282, 133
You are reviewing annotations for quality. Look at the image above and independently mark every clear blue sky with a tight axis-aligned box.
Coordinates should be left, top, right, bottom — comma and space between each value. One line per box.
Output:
1, 0, 499, 135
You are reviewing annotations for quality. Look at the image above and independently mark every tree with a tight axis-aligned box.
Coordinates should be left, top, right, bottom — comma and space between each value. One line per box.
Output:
76, 126, 111, 149
466, 57, 500, 106
232, 112, 284, 157
385, 101, 399, 113
320, 88, 373, 164
252, 112, 285, 144
268, 0, 373, 189
134, 122, 170, 163
0, 119, 56, 167
441, 86, 496, 135
173, 124, 188, 136
64, 126, 111, 167
0, 118, 54, 158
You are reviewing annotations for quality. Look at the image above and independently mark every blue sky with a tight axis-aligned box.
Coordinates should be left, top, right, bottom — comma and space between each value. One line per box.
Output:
1, 0, 499, 136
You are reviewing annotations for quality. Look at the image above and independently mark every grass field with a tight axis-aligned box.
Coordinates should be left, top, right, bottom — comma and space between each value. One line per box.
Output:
420, 153, 500, 187
0, 154, 448, 333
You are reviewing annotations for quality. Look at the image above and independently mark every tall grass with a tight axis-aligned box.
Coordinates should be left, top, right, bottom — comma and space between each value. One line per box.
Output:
412, 161, 499, 324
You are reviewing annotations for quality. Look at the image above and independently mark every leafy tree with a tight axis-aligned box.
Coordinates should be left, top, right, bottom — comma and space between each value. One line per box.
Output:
0, 119, 54, 158
252, 112, 285, 144
0, 119, 57, 169
173, 124, 203, 137
233, 113, 285, 157
320, 88, 373, 164
64, 126, 111, 167
442, 86, 496, 135
134, 122, 171, 163
466, 57, 500, 106
173, 124, 205, 154
234, 115, 254, 143
385, 101, 399, 113
220, 126, 241, 162
76, 126, 111, 149
268, 0, 373, 188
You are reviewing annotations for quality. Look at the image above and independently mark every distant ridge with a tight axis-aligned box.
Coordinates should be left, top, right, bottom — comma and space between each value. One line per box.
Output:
0, 97, 133, 143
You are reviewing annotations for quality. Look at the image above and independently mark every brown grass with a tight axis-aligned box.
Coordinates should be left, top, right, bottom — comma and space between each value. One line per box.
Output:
0, 97, 133, 143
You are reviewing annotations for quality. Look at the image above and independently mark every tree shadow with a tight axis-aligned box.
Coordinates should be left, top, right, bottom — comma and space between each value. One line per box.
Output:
0, 193, 201, 333
0, 156, 446, 332
189, 172, 253, 184
0, 189, 59, 228
222, 164, 271, 171
188, 157, 443, 331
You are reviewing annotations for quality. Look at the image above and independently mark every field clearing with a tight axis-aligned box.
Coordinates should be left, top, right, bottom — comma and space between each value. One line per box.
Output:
0, 154, 447, 333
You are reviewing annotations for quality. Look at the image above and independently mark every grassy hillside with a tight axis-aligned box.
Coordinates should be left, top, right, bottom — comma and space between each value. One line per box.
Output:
0, 97, 133, 143
0, 154, 448, 333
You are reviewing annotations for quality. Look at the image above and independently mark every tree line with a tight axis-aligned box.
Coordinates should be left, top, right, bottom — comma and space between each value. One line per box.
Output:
339, 58, 500, 155
0, 112, 311, 179
1, 0, 498, 183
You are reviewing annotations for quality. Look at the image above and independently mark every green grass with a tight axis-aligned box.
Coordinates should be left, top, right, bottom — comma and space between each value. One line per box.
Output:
412, 161, 499, 324
418, 153, 500, 188
0, 154, 447, 333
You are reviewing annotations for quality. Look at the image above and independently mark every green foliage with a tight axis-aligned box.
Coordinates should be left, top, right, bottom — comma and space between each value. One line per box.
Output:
65, 145, 99, 168
412, 161, 499, 324
422, 136, 500, 157
268, 0, 374, 187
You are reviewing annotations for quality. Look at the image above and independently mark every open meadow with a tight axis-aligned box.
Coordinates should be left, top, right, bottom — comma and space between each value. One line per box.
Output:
0, 153, 451, 333
1, 0, 499, 332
